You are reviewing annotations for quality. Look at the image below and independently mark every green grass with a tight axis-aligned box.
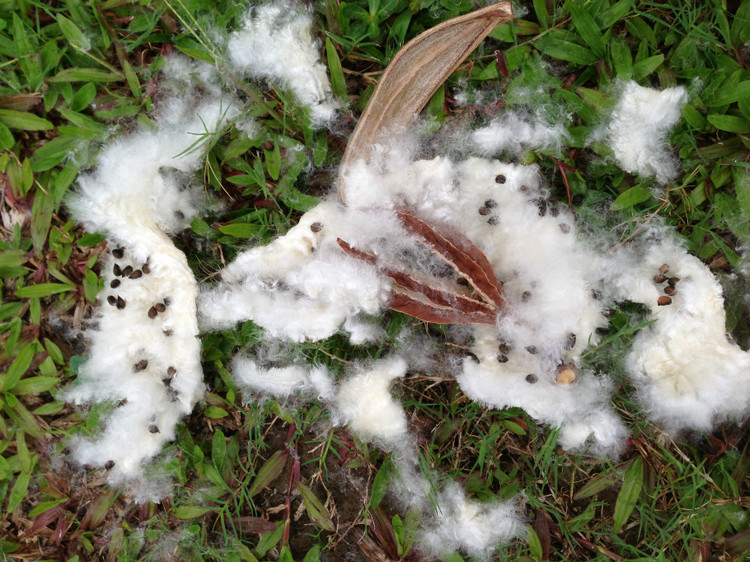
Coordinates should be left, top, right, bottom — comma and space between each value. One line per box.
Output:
1, 0, 750, 560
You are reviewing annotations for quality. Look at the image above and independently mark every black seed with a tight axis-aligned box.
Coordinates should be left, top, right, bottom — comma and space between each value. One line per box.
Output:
499, 342, 511, 354
521, 291, 532, 303
668, 277, 679, 286
659, 263, 670, 274
525, 345, 537, 355
167, 366, 176, 376
142, 264, 151, 274
116, 296, 126, 309
107, 295, 117, 306
478, 206, 491, 216
498, 354, 509, 363
113, 264, 122, 276
121, 265, 133, 277
487, 216, 500, 225
566, 333, 577, 350
495, 174, 506, 184
112, 248, 124, 259
129, 269, 142, 279
559, 223, 570, 234
110, 279, 121, 289
134, 359, 148, 372
664, 285, 676, 296
484, 199, 497, 209
163, 329, 173, 337
175, 210, 185, 220
148, 425, 160, 434
163, 296, 171, 306
104, 460, 115, 470
155, 303, 166, 313
148, 306, 158, 319
654, 274, 666, 283
657, 295, 672, 306
116, 398, 128, 408
310, 222, 323, 233
525, 374, 538, 384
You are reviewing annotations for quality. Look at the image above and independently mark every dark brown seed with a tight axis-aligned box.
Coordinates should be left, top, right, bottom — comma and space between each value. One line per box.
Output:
148, 425, 160, 434
498, 354, 509, 363
499, 342, 511, 354
129, 269, 142, 279
142, 264, 151, 274
592, 289, 602, 300
566, 333, 577, 350
104, 460, 115, 470
478, 206, 491, 216
116, 398, 128, 408
657, 295, 672, 306
148, 306, 158, 319
167, 366, 176, 376
525, 345, 537, 355
163, 329, 173, 337
549, 207, 560, 218
668, 277, 679, 286
457, 277, 469, 286
310, 222, 323, 233
521, 291, 532, 303
484, 199, 497, 209
113, 264, 122, 276
487, 216, 500, 225
112, 248, 124, 259
525, 374, 538, 384
107, 295, 117, 306
495, 174, 506, 184
659, 263, 670, 274
116, 296, 126, 309
664, 285, 676, 296
121, 265, 133, 277
134, 359, 148, 372
110, 279, 121, 288
155, 303, 166, 313
559, 223, 570, 234
654, 274, 666, 283
533, 199, 547, 217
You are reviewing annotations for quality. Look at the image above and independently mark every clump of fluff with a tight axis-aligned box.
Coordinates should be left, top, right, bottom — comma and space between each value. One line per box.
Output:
63, 57, 242, 486
601, 80, 687, 183
471, 110, 567, 156
609, 232, 750, 433
226, 0, 339, 127
418, 483, 524, 559
232, 357, 334, 400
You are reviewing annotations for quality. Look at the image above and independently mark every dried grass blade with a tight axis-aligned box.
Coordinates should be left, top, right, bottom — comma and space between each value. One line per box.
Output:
396, 211, 505, 308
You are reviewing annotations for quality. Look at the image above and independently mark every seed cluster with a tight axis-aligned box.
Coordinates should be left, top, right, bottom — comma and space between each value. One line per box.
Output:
653, 263, 678, 306
478, 199, 499, 225
106, 247, 151, 310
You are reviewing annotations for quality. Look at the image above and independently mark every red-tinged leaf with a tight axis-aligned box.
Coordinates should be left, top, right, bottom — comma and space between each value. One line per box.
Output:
534, 509, 552, 560
54, 512, 73, 546
725, 528, 750, 556
240, 516, 278, 535
24, 505, 65, 537
389, 288, 496, 325
81, 489, 118, 530
370, 506, 400, 561
396, 211, 505, 308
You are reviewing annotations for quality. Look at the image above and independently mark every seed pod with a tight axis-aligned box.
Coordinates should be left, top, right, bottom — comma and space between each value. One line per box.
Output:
116, 296, 126, 309
556, 363, 578, 384
478, 206, 491, 216
107, 295, 117, 306
484, 199, 497, 209
134, 359, 148, 372
525, 374, 538, 384
659, 263, 670, 274
112, 248, 124, 259
148, 425, 160, 434
113, 264, 122, 276
148, 306, 158, 319
657, 295, 672, 306
495, 174, 506, 184
104, 460, 115, 470
654, 274, 666, 283
155, 303, 166, 313
664, 285, 676, 296
129, 269, 142, 279
121, 265, 133, 277
487, 215, 499, 225
110, 279, 121, 289
310, 222, 323, 233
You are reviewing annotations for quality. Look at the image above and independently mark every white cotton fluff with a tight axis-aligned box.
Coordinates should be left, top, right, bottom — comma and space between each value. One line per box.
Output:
63, 67, 242, 485
472, 111, 567, 156
418, 483, 524, 559
332, 357, 409, 446
611, 234, 750, 433
602, 80, 687, 183
226, 0, 339, 127
231, 357, 333, 400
